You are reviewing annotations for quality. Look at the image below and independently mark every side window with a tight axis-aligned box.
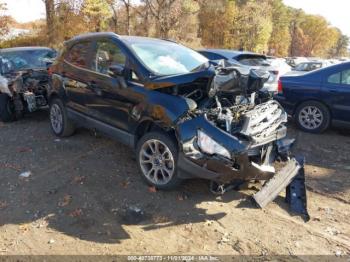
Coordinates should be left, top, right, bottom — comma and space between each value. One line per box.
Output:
341, 69, 350, 85
328, 72, 341, 84
66, 42, 90, 68
93, 40, 126, 75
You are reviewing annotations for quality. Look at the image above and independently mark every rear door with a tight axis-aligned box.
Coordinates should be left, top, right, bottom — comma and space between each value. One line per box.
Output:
62, 41, 94, 114
324, 68, 350, 122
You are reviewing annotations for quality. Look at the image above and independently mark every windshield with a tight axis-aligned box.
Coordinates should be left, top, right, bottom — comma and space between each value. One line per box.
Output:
0, 49, 57, 71
130, 41, 208, 75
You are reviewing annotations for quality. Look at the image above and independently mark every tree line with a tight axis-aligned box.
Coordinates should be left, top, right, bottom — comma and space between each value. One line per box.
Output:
0, 0, 349, 58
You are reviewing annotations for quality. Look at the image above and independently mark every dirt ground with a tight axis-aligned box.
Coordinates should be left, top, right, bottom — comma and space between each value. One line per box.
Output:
0, 109, 350, 256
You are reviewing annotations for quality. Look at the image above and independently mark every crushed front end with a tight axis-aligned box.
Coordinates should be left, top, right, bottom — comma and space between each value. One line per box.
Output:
176, 97, 309, 219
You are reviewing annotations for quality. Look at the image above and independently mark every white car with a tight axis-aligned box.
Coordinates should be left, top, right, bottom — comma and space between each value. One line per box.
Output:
263, 57, 292, 92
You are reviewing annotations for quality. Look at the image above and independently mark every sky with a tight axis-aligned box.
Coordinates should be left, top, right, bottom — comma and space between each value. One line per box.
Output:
283, 0, 350, 37
2, 0, 349, 38
3, 0, 45, 23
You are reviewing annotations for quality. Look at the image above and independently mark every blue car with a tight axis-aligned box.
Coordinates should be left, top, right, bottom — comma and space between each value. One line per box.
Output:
275, 62, 350, 133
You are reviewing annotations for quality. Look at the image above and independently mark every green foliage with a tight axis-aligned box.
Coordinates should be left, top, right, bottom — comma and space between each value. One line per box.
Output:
268, 0, 291, 57
81, 0, 112, 32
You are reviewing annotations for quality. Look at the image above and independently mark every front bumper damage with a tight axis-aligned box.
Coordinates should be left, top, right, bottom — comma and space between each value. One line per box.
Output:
176, 103, 309, 220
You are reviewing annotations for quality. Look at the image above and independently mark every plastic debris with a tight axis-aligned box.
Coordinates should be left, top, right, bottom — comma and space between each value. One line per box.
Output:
19, 171, 32, 178
48, 239, 55, 244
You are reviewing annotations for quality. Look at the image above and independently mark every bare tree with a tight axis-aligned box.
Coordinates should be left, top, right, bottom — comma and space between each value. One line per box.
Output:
43, 0, 55, 45
121, 0, 131, 35
144, 0, 180, 39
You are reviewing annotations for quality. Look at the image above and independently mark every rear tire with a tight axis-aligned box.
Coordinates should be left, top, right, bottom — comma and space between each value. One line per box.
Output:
295, 101, 330, 133
0, 94, 15, 122
136, 131, 182, 190
49, 98, 75, 137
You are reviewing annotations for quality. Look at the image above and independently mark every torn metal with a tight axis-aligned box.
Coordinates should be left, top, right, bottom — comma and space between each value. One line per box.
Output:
161, 61, 309, 218
0, 57, 50, 121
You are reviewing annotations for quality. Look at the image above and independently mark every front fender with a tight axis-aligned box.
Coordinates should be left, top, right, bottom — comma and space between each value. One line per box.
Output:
131, 86, 190, 129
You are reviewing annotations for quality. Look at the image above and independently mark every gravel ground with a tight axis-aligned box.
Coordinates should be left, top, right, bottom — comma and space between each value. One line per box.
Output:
0, 109, 349, 256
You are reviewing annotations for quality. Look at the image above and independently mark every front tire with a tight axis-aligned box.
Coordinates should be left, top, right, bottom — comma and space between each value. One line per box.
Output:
295, 101, 330, 133
49, 98, 75, 137
136, 131, 182, 190
0, 94, 15, 122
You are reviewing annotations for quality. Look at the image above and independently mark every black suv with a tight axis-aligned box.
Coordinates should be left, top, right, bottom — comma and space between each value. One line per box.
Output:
48, 32, 301, 197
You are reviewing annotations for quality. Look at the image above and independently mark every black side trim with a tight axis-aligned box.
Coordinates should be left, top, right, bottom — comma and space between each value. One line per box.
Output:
332, 119, 350, 129
67, 108, 135, 147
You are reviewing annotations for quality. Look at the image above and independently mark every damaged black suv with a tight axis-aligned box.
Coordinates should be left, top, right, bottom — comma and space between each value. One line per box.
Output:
49, 33, 307, 215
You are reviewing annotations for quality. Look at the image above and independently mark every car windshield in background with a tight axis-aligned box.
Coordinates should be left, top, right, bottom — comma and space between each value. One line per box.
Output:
0, 49, 56, 71
130, 41, 208, 75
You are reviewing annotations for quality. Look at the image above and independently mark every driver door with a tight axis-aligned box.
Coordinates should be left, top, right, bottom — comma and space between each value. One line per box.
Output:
84, 39, 132, 131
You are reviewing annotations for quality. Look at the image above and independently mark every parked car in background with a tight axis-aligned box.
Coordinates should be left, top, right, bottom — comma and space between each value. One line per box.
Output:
47, 32, 305, 210
198, 49, 289, 93
285, 61, 331, 76
275, 62, 350, 133
0, 47, 57, 122
285, 57, 308, 68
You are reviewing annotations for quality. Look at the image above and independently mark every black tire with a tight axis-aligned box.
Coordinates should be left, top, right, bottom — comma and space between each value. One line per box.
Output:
0, 94, 15, 122
295, 101, 330, 133
136, 131, 182, 190
49, 98, 75, 137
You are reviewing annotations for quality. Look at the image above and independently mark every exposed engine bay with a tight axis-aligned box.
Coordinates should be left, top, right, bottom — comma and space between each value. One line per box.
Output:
0, 58, 50, 121
168, 62, 309, 220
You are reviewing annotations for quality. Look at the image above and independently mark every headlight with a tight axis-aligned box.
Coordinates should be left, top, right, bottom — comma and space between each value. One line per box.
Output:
197, 130, 231, 159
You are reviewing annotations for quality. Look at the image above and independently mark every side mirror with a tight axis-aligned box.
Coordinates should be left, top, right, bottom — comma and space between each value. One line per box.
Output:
108, 64, 125, 77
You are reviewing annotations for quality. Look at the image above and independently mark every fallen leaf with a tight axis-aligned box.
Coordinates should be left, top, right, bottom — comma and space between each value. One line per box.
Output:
58, 195, 72, 207
72, 176, 86, 184
177, 193, 188, 201
16, 147, 32, 153
0, 163, 21, 171
0, 200, 8, 209
148, 186, 157, 193
68, 208, 83, 217
120, 180, 130, 188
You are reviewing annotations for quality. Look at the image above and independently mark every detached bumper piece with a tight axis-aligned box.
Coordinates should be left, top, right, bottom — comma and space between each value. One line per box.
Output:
253, 157, 309, 221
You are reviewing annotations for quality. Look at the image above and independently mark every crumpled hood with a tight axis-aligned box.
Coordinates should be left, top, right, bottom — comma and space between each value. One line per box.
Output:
144, 68, 215, 90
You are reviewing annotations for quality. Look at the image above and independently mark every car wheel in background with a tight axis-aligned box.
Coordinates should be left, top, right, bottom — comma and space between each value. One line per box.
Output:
136, 131, 182, 190
295, 101, 330, 133
49, 98, 75, 137
0, 94, 15, 122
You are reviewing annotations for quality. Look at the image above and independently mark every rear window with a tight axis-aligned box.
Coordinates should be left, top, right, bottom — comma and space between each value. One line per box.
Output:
66, 42, 90, 68
236, 55, 269, 66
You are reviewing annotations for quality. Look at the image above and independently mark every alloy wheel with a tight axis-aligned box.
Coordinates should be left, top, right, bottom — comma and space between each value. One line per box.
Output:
139, 139, 175, 185
50, 103, 63, 134
298, 106, 323, 130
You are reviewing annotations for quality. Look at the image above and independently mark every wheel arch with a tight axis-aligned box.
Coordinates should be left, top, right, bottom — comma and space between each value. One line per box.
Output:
134, 119, 177, 149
